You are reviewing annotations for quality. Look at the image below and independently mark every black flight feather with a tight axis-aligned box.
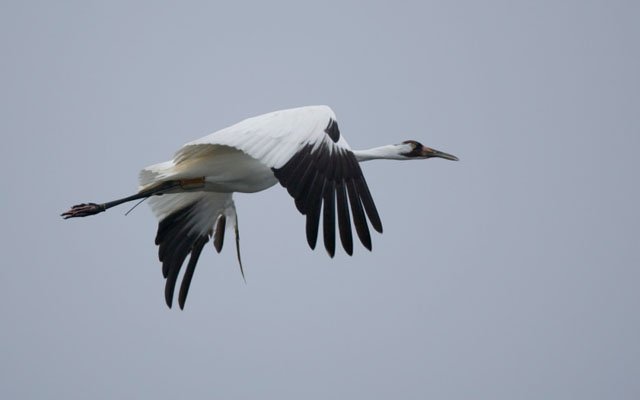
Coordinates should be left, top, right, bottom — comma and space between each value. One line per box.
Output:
346, 179, 372, 251
322, 180, 336, 257
178, 235, 209, 309
271, 124, 382, 255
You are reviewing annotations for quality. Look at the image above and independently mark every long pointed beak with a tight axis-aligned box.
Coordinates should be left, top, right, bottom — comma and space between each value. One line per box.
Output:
422, 147, 459, 161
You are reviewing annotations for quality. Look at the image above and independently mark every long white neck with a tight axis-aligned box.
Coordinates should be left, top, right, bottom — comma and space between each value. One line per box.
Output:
353, 144, 407, 162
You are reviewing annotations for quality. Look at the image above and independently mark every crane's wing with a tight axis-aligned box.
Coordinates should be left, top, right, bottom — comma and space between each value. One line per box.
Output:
146, 191, 241, 309
175, 105, 383, 256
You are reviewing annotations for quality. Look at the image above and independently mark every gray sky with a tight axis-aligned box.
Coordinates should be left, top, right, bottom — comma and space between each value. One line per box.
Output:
2, 1, 639, 399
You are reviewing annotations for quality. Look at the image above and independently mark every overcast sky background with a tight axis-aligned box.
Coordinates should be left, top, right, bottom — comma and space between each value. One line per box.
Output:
1, 1, 639, 399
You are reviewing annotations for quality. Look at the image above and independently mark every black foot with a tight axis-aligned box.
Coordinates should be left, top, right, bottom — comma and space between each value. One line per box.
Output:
61, 203, 106, 219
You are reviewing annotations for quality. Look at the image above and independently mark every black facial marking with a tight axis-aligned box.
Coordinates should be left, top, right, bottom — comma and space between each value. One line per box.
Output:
401, 140, 424, 157
325, 118, 340, 143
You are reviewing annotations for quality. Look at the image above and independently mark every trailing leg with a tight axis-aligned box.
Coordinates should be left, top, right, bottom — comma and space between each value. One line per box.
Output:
61, 178, 205, 219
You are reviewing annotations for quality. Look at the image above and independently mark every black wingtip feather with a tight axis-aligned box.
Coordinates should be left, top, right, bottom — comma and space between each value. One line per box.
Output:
178, 236, 209, 309
335, 181, 353, 255
304, 167, 326, 249
355, 176, 383, 234
163, 233, 196, 308
305, 197, 322, 250
272, 140, 382, 257
346, 179, 372, 251
155, 201, 214, 310
322, 181, 336, 258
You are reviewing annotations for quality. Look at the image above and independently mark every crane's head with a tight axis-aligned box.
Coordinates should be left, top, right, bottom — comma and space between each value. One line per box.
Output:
400, 140, 459, 161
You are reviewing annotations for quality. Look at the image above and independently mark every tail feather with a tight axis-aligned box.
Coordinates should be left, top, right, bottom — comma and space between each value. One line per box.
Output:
138, 161, 175, 192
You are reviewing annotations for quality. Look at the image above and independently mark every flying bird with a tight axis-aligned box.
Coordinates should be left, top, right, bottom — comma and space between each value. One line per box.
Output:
62, 105, 458, 309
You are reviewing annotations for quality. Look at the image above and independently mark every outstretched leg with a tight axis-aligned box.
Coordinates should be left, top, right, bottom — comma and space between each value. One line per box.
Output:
61, 178, 205, 219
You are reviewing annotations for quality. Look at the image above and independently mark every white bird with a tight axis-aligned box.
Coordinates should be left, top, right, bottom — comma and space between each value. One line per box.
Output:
62, 105, 458, 309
